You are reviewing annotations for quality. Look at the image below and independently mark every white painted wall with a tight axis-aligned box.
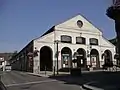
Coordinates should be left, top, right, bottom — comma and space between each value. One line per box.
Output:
2, 61, 7, 71
55, 15, 102, 35
33, 15, 116, 73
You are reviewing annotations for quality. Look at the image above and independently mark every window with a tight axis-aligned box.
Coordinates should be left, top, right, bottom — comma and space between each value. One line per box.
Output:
89, 38, 98, 45
77, 20, 83, 28
76, 37, 86, 44
61, 35, 72, 43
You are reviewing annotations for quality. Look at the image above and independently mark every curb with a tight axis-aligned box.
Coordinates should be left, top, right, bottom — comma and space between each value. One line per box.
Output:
82, 84, 103, 90
27, 72, 70, 78
14, 71, 50, 77
27, 73, 50, 77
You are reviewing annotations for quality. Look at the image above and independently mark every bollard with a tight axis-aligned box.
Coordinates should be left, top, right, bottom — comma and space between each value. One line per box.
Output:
45, 66, 46, 76
0, 71, 2, 81
53, 66, 55, 76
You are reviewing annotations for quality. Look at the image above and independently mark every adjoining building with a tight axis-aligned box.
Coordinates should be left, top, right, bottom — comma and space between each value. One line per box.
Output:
0, 53, 13, 71
10, 15, 116, 73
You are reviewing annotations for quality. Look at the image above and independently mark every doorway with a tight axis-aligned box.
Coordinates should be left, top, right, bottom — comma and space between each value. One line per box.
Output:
61, 47, 72, 68
90, 49, 100, 68
77, 48, 86, 68
40, 46, 53, 71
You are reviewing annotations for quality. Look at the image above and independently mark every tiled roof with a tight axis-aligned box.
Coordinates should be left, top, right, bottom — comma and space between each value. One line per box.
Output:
41, 26, 55, 37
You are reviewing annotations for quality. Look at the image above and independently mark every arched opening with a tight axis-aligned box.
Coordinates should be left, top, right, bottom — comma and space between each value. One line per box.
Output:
90, 49, 100, 68
40, 46, 53, 71
77, 48, 86, 68
61, 47, 72, 69
104, 50, 113, 66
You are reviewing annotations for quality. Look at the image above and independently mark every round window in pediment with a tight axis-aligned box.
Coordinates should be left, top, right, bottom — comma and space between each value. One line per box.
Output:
77, 20, 83, 28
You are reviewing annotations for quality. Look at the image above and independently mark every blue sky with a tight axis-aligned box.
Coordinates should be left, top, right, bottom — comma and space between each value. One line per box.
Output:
0, 0, 115, 52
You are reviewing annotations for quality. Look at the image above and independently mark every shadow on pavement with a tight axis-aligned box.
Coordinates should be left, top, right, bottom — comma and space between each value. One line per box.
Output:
0, 81, 7, 90
49, 71, 120, 89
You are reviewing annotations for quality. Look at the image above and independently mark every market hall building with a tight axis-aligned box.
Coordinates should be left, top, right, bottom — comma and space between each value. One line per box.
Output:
11, 15, 116, 73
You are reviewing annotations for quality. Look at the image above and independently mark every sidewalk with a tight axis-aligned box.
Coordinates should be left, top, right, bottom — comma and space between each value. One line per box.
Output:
27, 69, 118, 77
27, 71, 70, 77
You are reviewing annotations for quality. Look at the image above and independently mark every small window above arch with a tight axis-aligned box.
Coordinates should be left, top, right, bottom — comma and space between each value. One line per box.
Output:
76, 37, 86, 44
61, 35, 72, 43
89, 38, 98, 45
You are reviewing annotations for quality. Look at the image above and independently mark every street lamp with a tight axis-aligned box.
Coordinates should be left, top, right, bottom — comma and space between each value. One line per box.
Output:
87, 45, 92, 57
54, 40, 60, 75
74, 52, 80, 67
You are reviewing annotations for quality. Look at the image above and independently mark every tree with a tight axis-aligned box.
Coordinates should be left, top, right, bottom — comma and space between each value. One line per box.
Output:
11, 51, 18, 57
106, 0, 120, 65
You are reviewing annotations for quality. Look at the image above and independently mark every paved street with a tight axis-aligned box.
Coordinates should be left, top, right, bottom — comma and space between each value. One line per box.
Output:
0, 71, 80, 90
1, 71, 120, 90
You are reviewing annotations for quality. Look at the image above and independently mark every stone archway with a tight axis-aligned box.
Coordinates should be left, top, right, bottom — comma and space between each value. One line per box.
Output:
40, 46, 53, 71
104, 50, 113, 65
61, 47, 72, 69
77, 48, 86, 68
90, 49, 100, 68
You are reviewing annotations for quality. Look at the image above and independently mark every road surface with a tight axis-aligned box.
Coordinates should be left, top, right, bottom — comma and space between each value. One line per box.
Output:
1, 71, 81, 90
1, 70, 120, 90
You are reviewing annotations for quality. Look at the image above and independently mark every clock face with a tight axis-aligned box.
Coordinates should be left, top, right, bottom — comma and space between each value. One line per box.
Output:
77, 20, 83, 28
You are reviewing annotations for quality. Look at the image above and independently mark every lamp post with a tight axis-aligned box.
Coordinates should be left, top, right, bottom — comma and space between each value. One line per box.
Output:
54, 40, 60, 75
75, 52, 80, 68
87, 45, 92, 69
106, 0, 120, 65
87, 45, 92, 57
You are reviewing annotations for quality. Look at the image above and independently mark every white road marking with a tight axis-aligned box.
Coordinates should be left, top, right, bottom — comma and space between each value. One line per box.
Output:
11, 79, 16, 84
85, 81, 97, 85
83, 84, 103, 90
5, 80, 58, 87
83, 81, 104, 90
